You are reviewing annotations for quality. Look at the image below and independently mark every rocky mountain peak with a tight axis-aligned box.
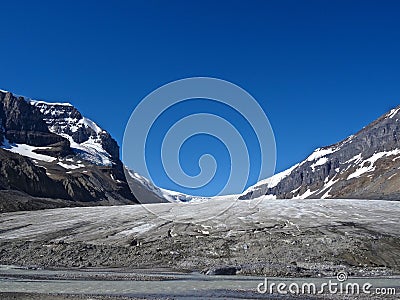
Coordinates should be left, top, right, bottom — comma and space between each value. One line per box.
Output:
0, 89, 136, 210
240, 105, 400, 201
30, 100, 120, 164
0, 91, 71, 156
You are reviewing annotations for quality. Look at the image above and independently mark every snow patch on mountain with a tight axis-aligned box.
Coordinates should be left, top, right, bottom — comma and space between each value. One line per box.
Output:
305, 147, 337, 163
65, 135, 112, 166
1, 139, 56, 162
30, 99, 73, 107
29, 100, 113, 166
347, 149, 400, 180
310, 157, 328, 171
57, 161, 85, 170
126, 169, 205, 202
244, 164, 299, 192
319, 175, 339, 199
293, 188, 314, 199
387, 107, 400, 119
80, 117, 103, 134
344, 153, 363, 164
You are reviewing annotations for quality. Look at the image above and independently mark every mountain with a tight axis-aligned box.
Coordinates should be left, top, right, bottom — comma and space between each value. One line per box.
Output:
125, 168, 206, 203
0, 89, 137, 212
1, 87, 399, 212
240, 106, 400, 200
124, 104, 400, 203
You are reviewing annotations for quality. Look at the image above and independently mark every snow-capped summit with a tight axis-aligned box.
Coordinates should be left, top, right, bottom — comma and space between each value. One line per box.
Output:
30, 100, 118, 166
0, 89, 137, 209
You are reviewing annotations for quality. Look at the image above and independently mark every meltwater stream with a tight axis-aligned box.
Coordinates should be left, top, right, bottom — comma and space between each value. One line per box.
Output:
1, 265, 399, 299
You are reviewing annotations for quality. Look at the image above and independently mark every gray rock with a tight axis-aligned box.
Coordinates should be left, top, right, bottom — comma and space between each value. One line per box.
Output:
0, 90, 137, 210
203, 266, 240, 275
240, 105, 400, 200
0, 91, 71, 152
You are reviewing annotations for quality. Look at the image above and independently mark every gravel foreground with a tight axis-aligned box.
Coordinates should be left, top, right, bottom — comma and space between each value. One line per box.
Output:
0, 291, 398, 299
0, 294, 147, 300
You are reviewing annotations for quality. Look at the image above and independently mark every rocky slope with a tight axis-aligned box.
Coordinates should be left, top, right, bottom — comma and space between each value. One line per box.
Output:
240, 106, 400, 200
0, 90, 137, 211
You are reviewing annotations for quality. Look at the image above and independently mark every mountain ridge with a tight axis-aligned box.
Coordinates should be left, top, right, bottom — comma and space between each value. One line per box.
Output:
1, 87, 400, 212
121, 103, 400, 203
240, 105, 400, 200
0, 89, 138, 211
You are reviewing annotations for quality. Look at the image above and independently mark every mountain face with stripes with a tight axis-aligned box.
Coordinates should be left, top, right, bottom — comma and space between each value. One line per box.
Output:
240, 106, 400, 201
0, 89, 137, 211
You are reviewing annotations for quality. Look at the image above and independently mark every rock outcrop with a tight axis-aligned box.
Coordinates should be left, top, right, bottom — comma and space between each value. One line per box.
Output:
0, 91, 71, 156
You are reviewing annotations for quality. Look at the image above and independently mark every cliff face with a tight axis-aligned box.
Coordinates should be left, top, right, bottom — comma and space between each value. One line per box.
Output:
0, 90, 137, 211
30, 100, 120, 162
0, 92, 71, 156
240, 106, 400, 201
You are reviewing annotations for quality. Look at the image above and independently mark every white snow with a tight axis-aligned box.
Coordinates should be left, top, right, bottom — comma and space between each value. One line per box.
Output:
68, 136, 112, 166
344, 153, 362, 164
244, 163, 299, 192
387, 107, 400, 119
347, 165, 374, 180
1, 199, 399, 244
250, 194, 277, 201
126, 169, 202, 202
310, 157, 328, 171
57, 162, 85, 170
29, 100, 112, 166
292, 188, 315, 199
237, 146, 342, 200
347, 149, 400, 180
305, 147, 337, 162
321, 188, 332, 199
30, 99, 73, 107
80, 117, 103, 134
1, 139, 56, 162
319, 175, 339, 199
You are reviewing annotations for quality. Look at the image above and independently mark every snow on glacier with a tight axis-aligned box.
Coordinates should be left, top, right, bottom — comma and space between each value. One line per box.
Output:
1, 199, 399, 242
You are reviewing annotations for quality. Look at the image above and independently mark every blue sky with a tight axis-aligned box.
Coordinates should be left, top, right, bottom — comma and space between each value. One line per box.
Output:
1, 0, 400, 195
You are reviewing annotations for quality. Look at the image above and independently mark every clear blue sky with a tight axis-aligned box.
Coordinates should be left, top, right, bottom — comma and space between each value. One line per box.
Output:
1, 1, 400, 195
